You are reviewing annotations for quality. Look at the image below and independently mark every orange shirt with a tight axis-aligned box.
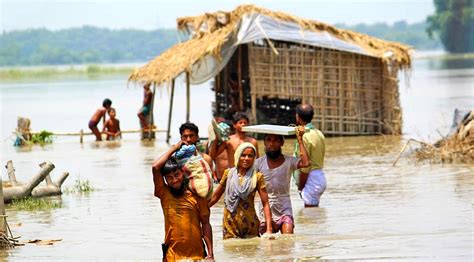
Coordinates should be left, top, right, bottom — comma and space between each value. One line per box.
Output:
156, 184, 210, 261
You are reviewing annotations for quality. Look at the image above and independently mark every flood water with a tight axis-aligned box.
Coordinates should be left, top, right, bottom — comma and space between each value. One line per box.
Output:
0, 55, 473, 260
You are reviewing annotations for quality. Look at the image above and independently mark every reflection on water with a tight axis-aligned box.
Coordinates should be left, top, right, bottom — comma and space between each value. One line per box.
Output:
0, 57, 473, 260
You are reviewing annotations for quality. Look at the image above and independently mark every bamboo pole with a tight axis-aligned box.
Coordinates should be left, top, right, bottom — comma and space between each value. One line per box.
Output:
166, 79, 176, 144
148, 83, 157, 141
186, 72, 190, 122
0, 175, 5, 233
248, 44, 258, 124
237, 45, 243, 111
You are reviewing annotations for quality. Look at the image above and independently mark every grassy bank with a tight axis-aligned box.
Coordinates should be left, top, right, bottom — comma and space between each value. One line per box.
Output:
0, 64, 134, 81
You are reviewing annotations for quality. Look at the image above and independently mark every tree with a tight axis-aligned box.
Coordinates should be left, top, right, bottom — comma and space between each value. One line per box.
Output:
426, 0, 474, 53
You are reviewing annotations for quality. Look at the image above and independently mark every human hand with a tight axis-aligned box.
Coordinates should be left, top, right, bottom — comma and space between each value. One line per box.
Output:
172, 141, 184, 151
261, 232, 276, 240
296, 125, 305, 138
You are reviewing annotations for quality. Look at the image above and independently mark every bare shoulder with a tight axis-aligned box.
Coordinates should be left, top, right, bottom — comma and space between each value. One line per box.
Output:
246, 136, 257, 145
201, 153, 213, 166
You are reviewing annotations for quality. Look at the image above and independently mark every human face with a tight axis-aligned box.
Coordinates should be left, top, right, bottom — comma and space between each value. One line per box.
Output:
181, 129, 198, 145
264, 134, 284, 153
108, 110, 116, 119
164, 169, 184, 189
234, 118, 249, 132
238, 148, 255, 169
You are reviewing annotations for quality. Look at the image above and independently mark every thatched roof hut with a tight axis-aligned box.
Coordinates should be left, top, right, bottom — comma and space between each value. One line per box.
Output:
129, 4, 412, 139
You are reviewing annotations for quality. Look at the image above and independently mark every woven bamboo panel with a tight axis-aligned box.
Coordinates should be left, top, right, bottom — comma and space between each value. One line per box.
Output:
248, 42, 401, 135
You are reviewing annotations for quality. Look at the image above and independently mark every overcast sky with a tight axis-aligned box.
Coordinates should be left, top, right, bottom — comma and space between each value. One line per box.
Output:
1, 0, 435, 31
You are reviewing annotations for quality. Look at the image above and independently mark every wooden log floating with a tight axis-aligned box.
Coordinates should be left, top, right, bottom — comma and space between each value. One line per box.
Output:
31, 172, 69, 198
3, 162, 54, 203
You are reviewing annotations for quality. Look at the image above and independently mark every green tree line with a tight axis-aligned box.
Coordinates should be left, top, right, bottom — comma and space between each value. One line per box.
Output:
0, 26, 178, 66
427, 0, 473, 53
0, 22, 441, 67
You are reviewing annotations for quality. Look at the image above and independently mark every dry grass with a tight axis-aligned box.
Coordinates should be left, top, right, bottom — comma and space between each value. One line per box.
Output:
413, 137, 474, 164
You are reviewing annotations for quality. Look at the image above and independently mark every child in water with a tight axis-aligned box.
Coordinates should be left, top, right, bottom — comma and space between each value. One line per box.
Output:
102, 107, 121, 141
89, 98, 112, 141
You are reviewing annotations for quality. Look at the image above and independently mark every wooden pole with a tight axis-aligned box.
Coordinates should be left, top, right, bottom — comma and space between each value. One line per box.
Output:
186, 72, 191, 122
79, 129, 83, 143
0, 174, 6, 233
166, 79, 176, 144
237, 45, 243, 111
148, 83, 157, 141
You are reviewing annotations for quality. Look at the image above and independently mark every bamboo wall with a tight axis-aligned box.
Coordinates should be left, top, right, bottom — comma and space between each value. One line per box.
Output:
247, 42, 402, 135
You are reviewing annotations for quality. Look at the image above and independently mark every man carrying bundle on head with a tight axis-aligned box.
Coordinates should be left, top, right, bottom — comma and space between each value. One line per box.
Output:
152, 123, 215, 261
255, 126, 309, 234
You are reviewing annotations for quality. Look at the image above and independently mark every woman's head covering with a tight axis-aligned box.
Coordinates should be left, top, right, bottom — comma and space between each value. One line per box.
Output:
234, 142, 256, 167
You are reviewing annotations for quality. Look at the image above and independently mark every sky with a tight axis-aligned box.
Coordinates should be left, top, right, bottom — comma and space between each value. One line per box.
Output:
1, 0, 435, 31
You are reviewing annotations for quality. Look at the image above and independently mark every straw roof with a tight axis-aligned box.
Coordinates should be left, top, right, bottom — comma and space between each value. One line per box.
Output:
129, 4, 412, 86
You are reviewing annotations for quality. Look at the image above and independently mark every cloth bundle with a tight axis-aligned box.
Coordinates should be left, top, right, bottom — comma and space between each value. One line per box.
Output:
181, 154, 214, 199
174, 144, 214, 198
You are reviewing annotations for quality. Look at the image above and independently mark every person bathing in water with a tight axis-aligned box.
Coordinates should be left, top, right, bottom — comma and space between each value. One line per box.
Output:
88, 98, 112, 141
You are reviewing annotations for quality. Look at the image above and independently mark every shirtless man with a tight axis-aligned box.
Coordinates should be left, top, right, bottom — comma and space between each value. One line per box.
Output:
209, 112, 258, 171
102, 107, 121, 141
138, 83, 153, 129
89, 98, 112, 141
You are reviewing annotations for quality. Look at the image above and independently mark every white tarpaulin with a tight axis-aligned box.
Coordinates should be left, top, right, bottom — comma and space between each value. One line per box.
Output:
189, 13, 371, 85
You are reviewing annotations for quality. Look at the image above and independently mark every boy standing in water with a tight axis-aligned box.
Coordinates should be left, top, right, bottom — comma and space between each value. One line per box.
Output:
102, 107, 121, 141
89, 98, 112, 141
209, 112, 258, 171
137, 83, 153, 130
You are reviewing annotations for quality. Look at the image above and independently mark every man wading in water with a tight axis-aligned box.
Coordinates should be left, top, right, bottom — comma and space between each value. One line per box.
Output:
152, 141, 214, 261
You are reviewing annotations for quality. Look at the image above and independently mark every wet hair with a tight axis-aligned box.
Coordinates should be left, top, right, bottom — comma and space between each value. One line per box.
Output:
179, 122, 199, 135
264, 133, 284, 142
160, 157, 180, 176
296, 104, 314, 123
103, 98, 112, 107
233, 111, 249, 124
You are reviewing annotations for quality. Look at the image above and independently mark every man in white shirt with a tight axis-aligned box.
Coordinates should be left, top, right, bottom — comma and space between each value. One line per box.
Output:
255, 128, 308, 234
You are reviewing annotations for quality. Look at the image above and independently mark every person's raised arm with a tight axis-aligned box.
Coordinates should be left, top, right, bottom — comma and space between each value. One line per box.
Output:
296, 126, 309, 169
208, 184, 224, 207
208, 137, 227, 160
152, 141, 182, 197
258, 186, 273, 235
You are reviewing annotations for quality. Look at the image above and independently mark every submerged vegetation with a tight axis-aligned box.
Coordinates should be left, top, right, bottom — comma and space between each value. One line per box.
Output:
64, 179, 95, 194
30, 130, 54, 145
10, 197, 61, 211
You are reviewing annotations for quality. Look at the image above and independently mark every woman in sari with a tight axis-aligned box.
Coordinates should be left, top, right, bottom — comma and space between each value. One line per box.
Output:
209, 142, 273, 239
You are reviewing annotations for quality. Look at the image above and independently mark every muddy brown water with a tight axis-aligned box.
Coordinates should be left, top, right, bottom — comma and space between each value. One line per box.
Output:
0, 56, 472, 260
